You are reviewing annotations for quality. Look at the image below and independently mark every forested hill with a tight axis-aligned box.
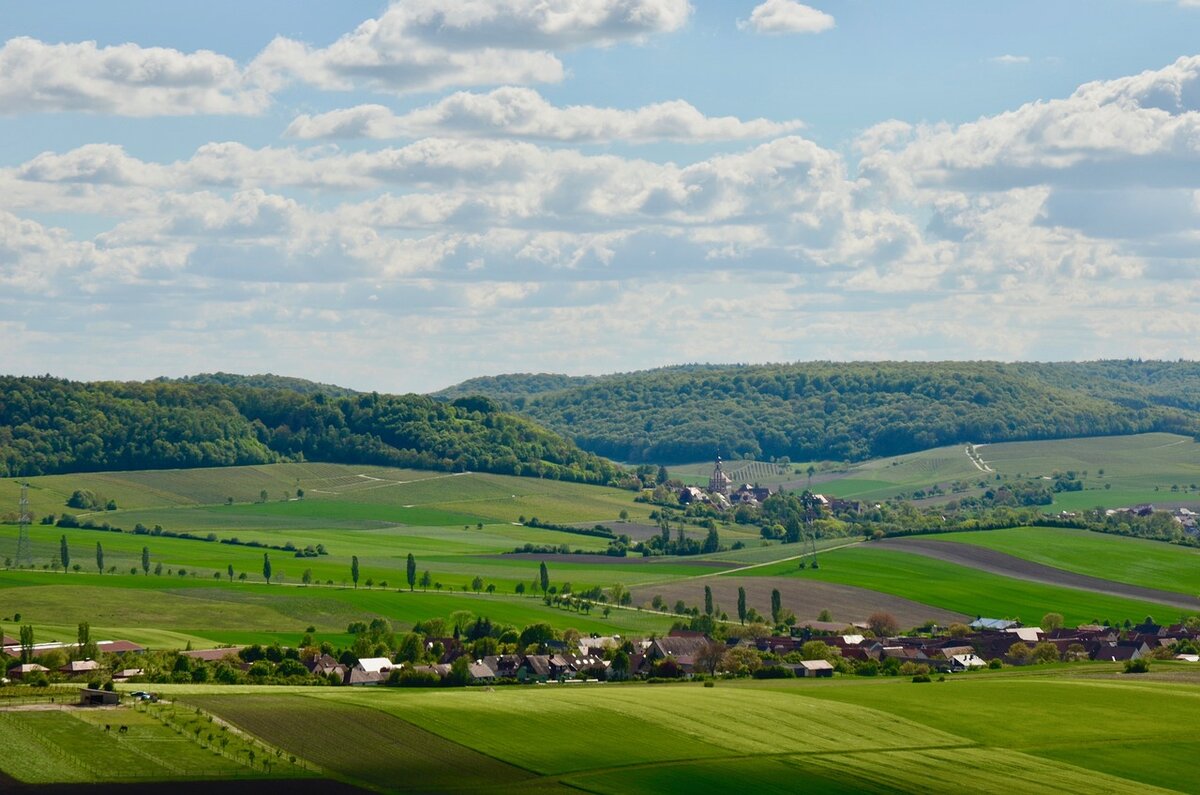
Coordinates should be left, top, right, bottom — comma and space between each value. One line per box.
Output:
159, 372, 359, 398
435, 361, 1200, 464
0, 376, 621, 484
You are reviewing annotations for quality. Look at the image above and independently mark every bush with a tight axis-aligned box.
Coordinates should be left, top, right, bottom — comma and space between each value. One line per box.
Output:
703, 680, 715, 688
1123, 658, 1151, 674
911, 674, 932, 683
988, 658, 1002, 670
751, 666, 794, 679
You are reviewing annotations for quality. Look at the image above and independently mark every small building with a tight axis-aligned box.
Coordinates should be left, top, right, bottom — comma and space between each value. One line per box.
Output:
79, 688, 121, 706
949, 654, 987, 672
60, 659, 101, 676
112, 668, 145, 681
7, 663, 49, 680
970, 618, 1018, 631
798, 659, 834, 678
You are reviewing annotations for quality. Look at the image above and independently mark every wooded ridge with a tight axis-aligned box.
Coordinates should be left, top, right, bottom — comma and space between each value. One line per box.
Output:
435, 360, 1200, 463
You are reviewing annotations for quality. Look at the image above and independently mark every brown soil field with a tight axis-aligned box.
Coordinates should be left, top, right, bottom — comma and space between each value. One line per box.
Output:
493, 553, 732, 567
631, 577, 967, 628
877, 537, 1200, 613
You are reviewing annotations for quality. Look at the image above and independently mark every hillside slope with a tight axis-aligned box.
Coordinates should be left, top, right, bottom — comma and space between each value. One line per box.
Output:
0, 376, 620, 484
435, 361, 1200, 463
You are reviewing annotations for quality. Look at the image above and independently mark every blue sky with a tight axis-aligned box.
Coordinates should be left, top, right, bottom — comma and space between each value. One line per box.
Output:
1, 1, 1199, 392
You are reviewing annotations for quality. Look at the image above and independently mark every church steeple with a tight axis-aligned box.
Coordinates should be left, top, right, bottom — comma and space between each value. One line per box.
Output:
709, 455, 731, 496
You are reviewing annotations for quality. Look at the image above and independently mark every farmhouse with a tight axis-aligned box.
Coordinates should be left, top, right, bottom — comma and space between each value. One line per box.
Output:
181, 647, 243, 663
59, 659, 101, 676
7, 663, 49, 680
949, 654, 987, 672
79, 688, 121, 706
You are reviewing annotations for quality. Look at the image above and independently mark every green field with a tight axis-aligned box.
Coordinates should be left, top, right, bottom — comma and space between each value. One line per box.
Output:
935, 526, 1200, 596
804, 433, 1200, 511
112, 668, 1197, 793
740, 545, 1188, 625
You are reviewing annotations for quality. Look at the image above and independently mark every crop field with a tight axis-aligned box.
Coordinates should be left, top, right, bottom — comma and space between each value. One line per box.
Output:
0, 704, 284, 784
161, 669, 1200, 793
794, 433, 1200, 511
741, 545, 1188, 626
932, 526, 1200, 596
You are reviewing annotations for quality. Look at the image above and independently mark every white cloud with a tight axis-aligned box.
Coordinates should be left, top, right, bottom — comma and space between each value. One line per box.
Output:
284, 87, 803, 143
989, 54, 1030, 65
253, 0, 691, 96
0, 37, 268, 116
738, 0, 834, 35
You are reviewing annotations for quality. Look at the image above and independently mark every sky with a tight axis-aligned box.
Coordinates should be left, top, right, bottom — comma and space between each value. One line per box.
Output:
1, 0, 1199, 393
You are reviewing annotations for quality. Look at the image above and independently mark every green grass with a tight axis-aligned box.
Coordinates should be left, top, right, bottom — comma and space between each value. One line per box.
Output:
0, 570, 676, 648
0, 706, 275, 783
935, 526, 1200, 596
168, 670, 1198, 793
739, 545, 1189, 625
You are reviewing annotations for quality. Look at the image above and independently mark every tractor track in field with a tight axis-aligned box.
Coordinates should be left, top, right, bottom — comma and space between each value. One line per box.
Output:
875, 537, 1200, 613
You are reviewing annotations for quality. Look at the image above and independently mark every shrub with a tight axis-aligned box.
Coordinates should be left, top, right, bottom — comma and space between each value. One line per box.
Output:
1123, 658, 1151, 674
751, 666, 794, 679
912, 674, 932, 683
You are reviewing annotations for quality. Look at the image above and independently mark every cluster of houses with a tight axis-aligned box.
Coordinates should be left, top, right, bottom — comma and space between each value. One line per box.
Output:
3, 637, 145, 681
675, 457, 860, 513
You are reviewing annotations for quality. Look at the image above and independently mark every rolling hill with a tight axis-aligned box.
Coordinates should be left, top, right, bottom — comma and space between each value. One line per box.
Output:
435, 360, 1200, 463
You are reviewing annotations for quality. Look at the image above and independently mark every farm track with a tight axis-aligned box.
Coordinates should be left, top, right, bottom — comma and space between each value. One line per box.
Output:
876, 538, 1200, 613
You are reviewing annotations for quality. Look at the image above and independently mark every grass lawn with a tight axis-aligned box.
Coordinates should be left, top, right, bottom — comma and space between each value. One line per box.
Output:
935, 526, 1200, 596
739, 545, 1189, 625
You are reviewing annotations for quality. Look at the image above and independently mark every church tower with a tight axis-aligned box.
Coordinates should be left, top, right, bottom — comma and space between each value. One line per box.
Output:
708, 456, 731, 496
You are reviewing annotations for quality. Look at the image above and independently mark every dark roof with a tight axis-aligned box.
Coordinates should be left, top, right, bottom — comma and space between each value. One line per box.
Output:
181, 647, 242, 662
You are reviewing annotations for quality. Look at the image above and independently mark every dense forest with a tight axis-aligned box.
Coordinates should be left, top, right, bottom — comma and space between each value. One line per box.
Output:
160, 372, 359, 398
0, 376, 621, 483
435, 361, 1200, 464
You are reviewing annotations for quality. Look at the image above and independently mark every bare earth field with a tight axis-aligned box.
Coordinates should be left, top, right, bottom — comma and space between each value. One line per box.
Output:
492, 553, 732, 567
631, 576, 967, 627
877, 538, 1200, 613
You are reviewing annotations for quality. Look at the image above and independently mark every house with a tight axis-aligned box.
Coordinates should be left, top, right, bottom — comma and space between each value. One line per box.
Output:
677, 486, 707, 505
1093, 645, 1138, 662
354, 657, 394, 675
970, 618, 1018, 631
1004, 627, 1043, 643
646, 635, 711, 674
949, 654, 987, 672
798, 659, 834, 678
468, 662, 496, 682
481, 654, 523, 678
305, 654, 347, 680
7, 663, 49, 680
345, 668, 387, 686
112, 668, 144, 681
521, 655, 552, 682
60, 659, 101, 676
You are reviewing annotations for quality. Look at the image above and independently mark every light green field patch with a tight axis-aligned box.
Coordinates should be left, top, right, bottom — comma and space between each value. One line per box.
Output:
741, 545, 1185, 625
934, 526, 1200, 595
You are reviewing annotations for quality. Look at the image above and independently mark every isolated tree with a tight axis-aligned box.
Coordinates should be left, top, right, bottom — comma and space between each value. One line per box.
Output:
539, 561, 550, 595
704, 585, 714, 617
141, 546, 150, 576
155, 561, 163, 576
262, 553, 272, 584
609, 583, 628, 606
702, 527, 720, 554
19, 624, 34, 663
818, 609, 833, 622
406, 553, 416, 591
515, 582, 526, 595
227, 563, 234, 582
259, 489, 268, 503
420, 570, 432, 591
807, 464, 816, 486
697, 640, 727, 675
60, 535, 70, 573
866, 611, 900, 637
1041, 612, 1065, 632
471, 576, 484, 593
77, 621, 90, 648
737, 587, 747, 625
770, 588, 782, 625
302, 568, 312, 586
95, 542, 104, 575
351, 556, 360, 589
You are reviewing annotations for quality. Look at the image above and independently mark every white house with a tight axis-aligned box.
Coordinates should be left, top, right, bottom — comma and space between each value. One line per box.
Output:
949, 654, 987, 671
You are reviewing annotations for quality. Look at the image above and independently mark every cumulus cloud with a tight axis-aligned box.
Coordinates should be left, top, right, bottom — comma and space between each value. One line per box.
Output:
0, 37, 268, 116
989, 54, 1030, 65
860, 55, 1200, 191
284, 87, 803, 143
738, 0, 835, 35
252, 0, 691, 95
